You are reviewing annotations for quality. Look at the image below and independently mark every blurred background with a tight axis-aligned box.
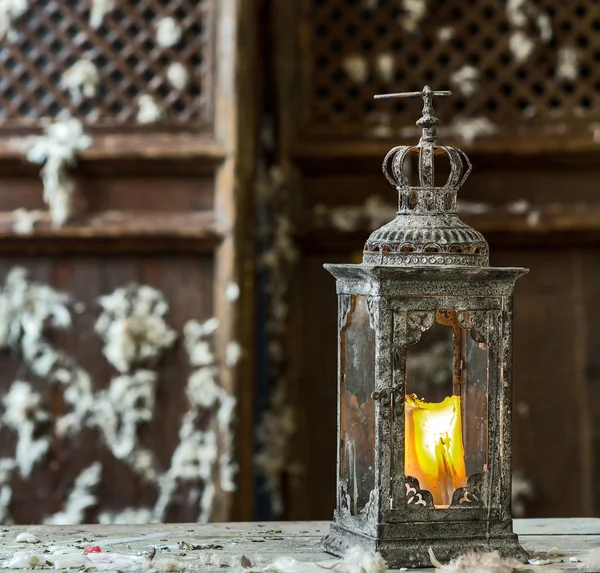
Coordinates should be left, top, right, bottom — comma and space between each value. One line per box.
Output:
0, 0, 595, 524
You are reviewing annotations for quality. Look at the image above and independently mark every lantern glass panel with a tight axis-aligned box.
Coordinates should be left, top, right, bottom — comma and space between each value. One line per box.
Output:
340, 295, 376, 515
404, 311, 488, 508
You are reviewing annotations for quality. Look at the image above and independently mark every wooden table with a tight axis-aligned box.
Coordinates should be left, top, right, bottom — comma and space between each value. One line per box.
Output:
0, 519, 597, 571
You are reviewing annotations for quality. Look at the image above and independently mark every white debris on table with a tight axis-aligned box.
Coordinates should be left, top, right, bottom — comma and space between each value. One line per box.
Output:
0, 520, 596, 572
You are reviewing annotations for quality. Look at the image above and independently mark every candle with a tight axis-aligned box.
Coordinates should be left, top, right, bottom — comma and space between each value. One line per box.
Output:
405, 394, 467, 507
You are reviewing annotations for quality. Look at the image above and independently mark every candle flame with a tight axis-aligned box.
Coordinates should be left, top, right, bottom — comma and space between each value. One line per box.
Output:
405, 394, 467, 507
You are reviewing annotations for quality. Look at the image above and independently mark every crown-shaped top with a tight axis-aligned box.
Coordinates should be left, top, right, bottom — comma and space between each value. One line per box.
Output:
363, 86, 489, 267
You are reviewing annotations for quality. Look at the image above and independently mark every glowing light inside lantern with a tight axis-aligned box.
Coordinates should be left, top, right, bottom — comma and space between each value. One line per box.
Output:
405, 394, 467, 507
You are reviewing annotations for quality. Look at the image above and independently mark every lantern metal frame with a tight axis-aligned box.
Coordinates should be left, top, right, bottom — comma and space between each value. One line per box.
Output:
321, 87, 529, 568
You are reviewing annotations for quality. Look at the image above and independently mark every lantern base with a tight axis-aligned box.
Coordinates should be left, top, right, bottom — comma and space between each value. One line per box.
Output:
321, 523, 529, 569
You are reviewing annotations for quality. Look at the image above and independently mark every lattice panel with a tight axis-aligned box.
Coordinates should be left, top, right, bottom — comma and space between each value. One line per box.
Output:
0, 0, 212, 127
303, 0, 600, 143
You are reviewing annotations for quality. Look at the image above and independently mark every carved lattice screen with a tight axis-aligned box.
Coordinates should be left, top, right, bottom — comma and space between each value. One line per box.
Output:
301, 0, 598, 146
0, 0, 212, 127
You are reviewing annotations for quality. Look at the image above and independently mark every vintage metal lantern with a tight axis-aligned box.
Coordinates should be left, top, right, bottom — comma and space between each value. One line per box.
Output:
322, 87, 529, 568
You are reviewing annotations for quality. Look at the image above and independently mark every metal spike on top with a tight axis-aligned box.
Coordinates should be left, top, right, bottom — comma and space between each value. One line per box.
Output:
374, 85, 450, 144
362, 86, 489, 267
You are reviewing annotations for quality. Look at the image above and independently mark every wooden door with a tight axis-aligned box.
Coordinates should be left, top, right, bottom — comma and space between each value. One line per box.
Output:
0, 0, 256, 523
263, 0, 600, 520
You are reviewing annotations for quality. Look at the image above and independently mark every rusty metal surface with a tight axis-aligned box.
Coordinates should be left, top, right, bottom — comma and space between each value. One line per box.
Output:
363, 87, 488, 266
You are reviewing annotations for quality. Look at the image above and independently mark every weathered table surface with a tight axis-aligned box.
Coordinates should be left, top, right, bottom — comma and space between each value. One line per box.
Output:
0, 519, 598, 571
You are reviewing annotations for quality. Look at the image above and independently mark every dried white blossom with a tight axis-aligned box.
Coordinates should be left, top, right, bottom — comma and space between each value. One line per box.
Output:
62, 60, 99, 100
342, 55, 368, 84
450, 66, 479, 97
137, 94, 164, 124
15, 532, 40, 544
43, 462, 101, 524
186, 368, 221, 409
437, 27, 454, 42
2, 381, 51, 478
184, 318, 219, 367
506, 0, 552, 64
256, 166, 300, 516
89, 0, 114, 28
98, 507, 155, 525
12, 208, 41, 235
14, 119, 91, 225
155, 17, 182, 48
401, 0, 427, 33
217, 393, 237, 492
430, 549, 523, 572
166, 62, 189, 90
92, 370, 158, 461
556, 47, 579, 82
95, 283, 177, 373
0, 268, 72, 375
512, 470, 535, 517
376, 53, 394, 83
154, 429, 218, 522
0, 459, 14, 524
445, 117, 497, 144
509, 30, 535, 63
255, 383, 300, 517
225, 282, 240, 302
313, 196, 397, 233
0, 0, 27, 41
246, 548, 387, 573
225, 341, 242, 367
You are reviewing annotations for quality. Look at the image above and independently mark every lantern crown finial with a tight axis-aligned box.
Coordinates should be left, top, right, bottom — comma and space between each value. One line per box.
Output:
363, 86, 489, 267
374, 85, 450, 144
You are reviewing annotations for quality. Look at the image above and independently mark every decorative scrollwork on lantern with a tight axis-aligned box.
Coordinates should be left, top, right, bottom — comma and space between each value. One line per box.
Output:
457, 311, 489, 345
366, 298, 376, 330
406, 311, 435, 345
338, 477, 352, 517
449, 473, 484, 508
339, 295, 353, 331
404, 476, 434, 508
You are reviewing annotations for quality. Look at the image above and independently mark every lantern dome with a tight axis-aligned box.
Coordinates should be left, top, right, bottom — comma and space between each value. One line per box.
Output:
363, 86, 489, 267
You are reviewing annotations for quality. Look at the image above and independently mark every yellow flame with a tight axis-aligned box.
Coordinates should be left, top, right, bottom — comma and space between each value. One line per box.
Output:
405, 394, 467, 507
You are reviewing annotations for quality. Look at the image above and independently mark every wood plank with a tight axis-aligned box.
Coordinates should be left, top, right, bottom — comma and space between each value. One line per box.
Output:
0, 521, 597, 572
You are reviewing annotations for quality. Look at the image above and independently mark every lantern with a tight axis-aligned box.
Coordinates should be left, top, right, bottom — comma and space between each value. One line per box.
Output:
321, 87, 529, 568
